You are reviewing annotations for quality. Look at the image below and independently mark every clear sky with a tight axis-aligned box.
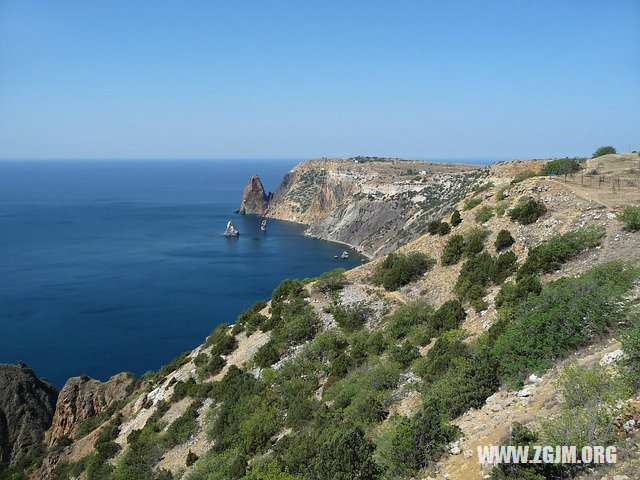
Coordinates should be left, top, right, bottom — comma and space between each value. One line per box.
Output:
1, 0, 638, 161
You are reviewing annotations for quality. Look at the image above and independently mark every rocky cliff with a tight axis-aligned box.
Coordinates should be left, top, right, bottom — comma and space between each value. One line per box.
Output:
0, 364, 58, 466
46, 373, 133, 446
240, 157, 487, 257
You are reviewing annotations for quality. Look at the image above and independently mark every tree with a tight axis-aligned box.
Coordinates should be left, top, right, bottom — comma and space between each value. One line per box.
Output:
592, 146, 616, 158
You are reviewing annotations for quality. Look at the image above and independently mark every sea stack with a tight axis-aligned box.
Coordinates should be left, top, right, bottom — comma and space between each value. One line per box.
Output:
240, 175, 272, 215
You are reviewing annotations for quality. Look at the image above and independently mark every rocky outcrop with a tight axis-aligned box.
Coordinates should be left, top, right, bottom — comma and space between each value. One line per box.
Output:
0, 364, 58, 466
46, 373, 133, 446
240, 175, 272, 215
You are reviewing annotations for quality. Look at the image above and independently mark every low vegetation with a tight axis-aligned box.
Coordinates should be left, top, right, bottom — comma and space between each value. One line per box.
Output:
618, 205, 640, 231
372, 252, 436, 291
494, 261, 638, 385
462, 197, 482, 211
474, 205, 494, 223
517, 226, 605, 278
509, 198, 547, 224
494, 229, 515, 250
540, 157, 582, 176
592, 145, 616, 158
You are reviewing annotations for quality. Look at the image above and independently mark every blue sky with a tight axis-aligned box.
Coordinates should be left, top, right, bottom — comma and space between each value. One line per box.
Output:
1, 0, 638, 161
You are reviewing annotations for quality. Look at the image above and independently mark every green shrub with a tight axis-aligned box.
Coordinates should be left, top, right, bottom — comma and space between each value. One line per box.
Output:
415, 332, 469, 382
463, 197, 482, 211
450, 209, 462, 226
437, 221, 451, 235
494, 201, 508, 217
540, 157, 581, 176
464, 228, 489, 255
495, 274, 542, 309
474, 182, 494, 193
509, 199, 547, 225
313, 268, 348, 293
386, 300, 433, 340
618, 205, 640, 231
210, 333, 238, 356
592, 145, 616, 158
387, 342, 419, 367
621, 318, 640, 389
494, 229, 515, 250
517, 226, 605, 278
493, 262, 639, 385
333, 301, 373, 332
427, 299, 466, 336
186, 450, 198, 467
427, 220, 442, 234
311, 427, 380, 480
474, 205, 494, 224
454, 252, 494, 306
254, 340, 282, 368
495, 186, 508, 201
441, 235, 465, 266
511, 170, 537, 184
371, 252, 436, 291
542, 364, 630, 453
488, 251, 518, 284
376, 398, 459, 476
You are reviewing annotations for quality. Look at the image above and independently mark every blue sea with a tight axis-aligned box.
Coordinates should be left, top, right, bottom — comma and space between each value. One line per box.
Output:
0, 160, 363, 388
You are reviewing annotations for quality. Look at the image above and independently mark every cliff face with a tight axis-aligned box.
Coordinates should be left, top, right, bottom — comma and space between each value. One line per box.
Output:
47, 373, 132, 446
240, 158, 487, 257
240, 175, 272, 215
0, 364, 58, 466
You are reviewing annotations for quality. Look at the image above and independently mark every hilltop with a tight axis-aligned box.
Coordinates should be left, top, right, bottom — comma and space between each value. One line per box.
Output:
3, 153, 640, 480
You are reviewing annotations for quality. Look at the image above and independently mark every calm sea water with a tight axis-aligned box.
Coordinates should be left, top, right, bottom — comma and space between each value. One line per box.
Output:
0, 160, 363, 388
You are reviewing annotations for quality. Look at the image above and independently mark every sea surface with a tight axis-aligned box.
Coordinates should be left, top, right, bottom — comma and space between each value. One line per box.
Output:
0, 160, 363, 388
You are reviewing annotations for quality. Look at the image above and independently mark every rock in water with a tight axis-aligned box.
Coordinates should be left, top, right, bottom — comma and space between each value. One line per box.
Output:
240, 175, 272, 215
46, 373, 133, 446
223, 221, 239, 236
0, 364, 58, 466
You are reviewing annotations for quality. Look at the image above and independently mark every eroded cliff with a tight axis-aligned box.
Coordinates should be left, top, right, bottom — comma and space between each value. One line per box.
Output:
240, 157, 488, 257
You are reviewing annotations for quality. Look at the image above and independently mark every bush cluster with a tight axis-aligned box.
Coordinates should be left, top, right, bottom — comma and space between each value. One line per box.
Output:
618, 205, 640, 231
517, 226, 605, 278
493, 261, 639, 385
427, 220, 451, 235
440, 228, 489, 266
592, 145, 616, 158
540, 157, 582, 176
494, 229, 515, 251
462, 197, 482, 211
509, 199, 547, 225
474, 205, 494, 224
313, 268, 348, 293
371, 252, 436, 291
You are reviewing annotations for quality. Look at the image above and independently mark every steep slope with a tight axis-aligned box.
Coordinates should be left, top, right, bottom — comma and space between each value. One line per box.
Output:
0, 364, 58, 466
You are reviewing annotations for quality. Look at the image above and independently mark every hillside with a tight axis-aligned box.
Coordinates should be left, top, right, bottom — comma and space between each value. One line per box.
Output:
3, 153, 640, 480
240, 157, 487, 258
